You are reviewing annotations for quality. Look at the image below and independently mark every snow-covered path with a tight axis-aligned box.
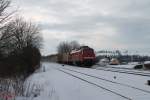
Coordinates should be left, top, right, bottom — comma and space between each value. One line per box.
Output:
23, 62, 150, 100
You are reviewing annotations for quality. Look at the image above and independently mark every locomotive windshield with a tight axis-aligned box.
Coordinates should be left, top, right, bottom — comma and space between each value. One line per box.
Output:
83, 48, 95, 56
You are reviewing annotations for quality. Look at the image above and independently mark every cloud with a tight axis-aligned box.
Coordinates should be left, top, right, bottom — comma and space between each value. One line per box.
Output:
12, 0, 150, 55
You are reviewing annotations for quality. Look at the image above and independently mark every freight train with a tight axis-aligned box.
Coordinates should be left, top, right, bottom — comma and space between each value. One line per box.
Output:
58, 46, 96, 67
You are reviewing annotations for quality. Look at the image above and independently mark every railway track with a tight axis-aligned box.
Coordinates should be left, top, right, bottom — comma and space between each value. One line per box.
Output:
95, 65, 150, 77
56, 68, 132, 100
55, 67, 150, 100
60, 67, 150, 94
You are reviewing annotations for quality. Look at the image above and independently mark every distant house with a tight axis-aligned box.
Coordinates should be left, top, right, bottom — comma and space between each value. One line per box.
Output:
98, 58, 109, 66
110, 58, 120, 65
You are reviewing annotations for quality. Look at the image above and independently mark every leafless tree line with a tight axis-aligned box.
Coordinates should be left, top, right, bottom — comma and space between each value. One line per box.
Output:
57, 41, 80, 63
0, 18, 42, 55
0, 0, 42, 77
57, 41, 80, 54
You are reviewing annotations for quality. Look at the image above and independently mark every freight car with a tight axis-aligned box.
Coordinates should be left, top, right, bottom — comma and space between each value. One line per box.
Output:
59, 46, 96, 67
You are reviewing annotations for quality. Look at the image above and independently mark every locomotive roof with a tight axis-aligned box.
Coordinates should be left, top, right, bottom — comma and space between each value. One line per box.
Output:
70, 49, 81, 54
80, 46, 89, 48
70, 46, 93, 54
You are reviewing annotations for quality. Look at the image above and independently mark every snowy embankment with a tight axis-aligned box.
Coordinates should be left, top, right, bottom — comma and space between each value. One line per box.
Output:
19, 62, 150, 100
94, 64, 135, 69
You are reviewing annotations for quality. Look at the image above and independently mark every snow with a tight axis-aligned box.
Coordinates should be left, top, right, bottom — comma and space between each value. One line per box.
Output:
62, 65, 150, 92
144, 61, 150, 64
107, 64, 135, 69
97, 58, 109, 66
128, 62, 140, 65
59, 68, 150, 100
17, 62, 150, 100
96, 62, 135, 69
97, 60, 140, 69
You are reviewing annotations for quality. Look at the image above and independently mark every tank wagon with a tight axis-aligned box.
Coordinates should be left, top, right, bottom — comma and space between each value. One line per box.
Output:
59, 46, 96, 67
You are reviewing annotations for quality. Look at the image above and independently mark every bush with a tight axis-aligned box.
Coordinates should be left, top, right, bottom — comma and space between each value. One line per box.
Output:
0, 18, 42, 77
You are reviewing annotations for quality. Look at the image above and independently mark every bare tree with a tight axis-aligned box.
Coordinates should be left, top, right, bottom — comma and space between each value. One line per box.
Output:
1, 18, 42, 55
0, 0, 11, 24
0, 17, 43, 76
57, 41, 80, 63
0, 0, 15, 55
57, 41, 71, 54
70, 40, 80, 50
0, 1, 42, 76
57, 41, 80, 54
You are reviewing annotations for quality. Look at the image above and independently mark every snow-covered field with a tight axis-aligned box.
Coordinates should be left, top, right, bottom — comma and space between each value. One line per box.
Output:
19, 62, 150, 100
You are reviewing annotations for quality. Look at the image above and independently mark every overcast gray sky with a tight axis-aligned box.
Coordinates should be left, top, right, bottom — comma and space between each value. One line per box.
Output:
12, 0, 150, 55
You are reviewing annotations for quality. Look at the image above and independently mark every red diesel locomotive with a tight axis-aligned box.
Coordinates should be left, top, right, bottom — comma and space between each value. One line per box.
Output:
60, 46, 96, 67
